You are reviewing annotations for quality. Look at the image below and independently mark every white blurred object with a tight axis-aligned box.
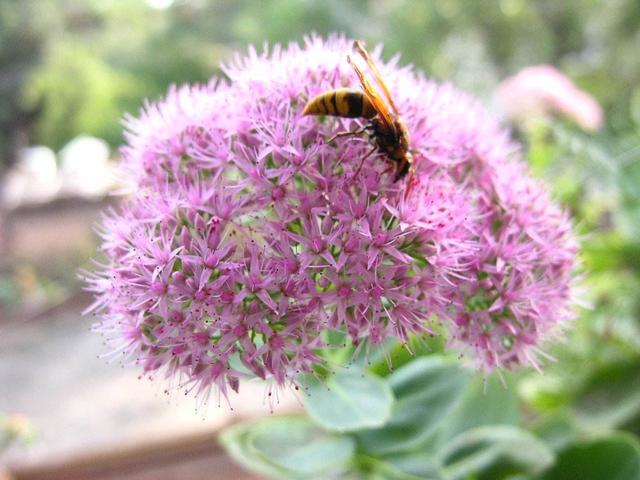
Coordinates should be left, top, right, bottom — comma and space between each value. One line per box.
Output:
59, 135, 117, 198
1, 146, 61, 208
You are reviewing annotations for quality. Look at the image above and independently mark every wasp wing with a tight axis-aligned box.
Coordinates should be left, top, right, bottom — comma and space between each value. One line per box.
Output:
353, 40, 399, 116
347, 53, 397, 136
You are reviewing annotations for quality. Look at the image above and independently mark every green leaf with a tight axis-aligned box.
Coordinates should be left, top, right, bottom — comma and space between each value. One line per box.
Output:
367, 331, 448, 378
356, 356, 471, 455
304, 368, 394, 432
439, 425, 554, 480
573, 362, 640, 430
437, 373, 520, 446
219, 415, 355, 479
539, 433, 640, 480
379, 450, 444, 480
351, 338, 400, 371
532, 414, 578, 453
352, 454, 431, 480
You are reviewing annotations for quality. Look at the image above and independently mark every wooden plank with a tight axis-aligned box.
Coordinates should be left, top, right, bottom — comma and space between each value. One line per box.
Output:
9, 428, 259, 480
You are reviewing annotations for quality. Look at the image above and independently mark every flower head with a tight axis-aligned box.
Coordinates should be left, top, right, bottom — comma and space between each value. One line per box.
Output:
86, 36, 577, 400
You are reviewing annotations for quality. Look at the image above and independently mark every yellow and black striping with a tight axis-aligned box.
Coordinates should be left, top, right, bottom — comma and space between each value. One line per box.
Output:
303, 88, 376, 118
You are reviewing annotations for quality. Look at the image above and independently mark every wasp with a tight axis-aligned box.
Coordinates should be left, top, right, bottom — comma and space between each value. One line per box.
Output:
303, 41, 413, 182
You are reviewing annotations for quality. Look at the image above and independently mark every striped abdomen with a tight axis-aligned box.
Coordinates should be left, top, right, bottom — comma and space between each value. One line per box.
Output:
303, 88, 376, 119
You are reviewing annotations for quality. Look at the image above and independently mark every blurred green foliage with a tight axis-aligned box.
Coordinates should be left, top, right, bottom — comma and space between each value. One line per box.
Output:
221, 357, 640, 479
0, 413, 34, 453
2, 0, 640, 159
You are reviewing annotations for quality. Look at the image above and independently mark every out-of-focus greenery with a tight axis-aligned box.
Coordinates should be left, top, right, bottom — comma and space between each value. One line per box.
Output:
2, 0, 640, 161
0, 414, 34, 453
518, 115, 640, 435
2, 0, 640, 477
221, 354, 640, 479
0, 260, 81, 319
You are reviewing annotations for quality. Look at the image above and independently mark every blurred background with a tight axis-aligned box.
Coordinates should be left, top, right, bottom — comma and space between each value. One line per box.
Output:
0, 0, 639, 478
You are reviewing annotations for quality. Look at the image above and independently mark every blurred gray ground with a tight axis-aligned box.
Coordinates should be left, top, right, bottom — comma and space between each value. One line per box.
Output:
0, 295, 296, 471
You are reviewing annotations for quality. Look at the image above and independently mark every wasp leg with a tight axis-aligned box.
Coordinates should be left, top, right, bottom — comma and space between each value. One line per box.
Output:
394, 157, 411, 181
352, 146, 378, 179
327, 125, 367, 144
381, 163, 395, 176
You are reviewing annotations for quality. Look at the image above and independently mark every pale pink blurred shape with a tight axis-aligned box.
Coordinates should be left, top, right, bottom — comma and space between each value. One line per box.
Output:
498, 65, 603, 131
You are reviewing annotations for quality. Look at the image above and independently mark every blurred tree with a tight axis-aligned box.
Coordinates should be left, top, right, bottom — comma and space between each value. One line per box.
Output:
23, 41, 141, 149
0, 0, 60, 171
6, 0, 639, 155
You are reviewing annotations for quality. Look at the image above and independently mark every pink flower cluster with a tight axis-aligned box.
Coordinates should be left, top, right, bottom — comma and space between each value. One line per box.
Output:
85, 36, 577, 399
498, 65, 603, 131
